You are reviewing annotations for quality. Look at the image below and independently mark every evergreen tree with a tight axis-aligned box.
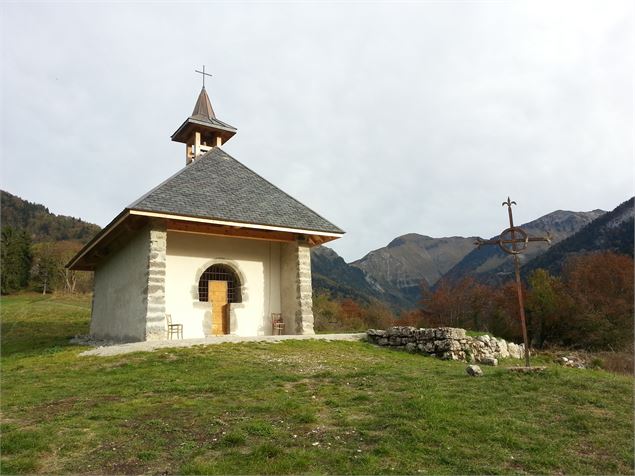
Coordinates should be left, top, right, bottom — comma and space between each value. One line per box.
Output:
1, 226, 33, 294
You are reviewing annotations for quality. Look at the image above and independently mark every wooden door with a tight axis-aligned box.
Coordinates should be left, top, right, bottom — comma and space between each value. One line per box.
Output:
209, 280, 228, 335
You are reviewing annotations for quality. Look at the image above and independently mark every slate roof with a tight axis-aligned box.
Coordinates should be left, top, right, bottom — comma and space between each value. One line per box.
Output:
128, 147, 344, 234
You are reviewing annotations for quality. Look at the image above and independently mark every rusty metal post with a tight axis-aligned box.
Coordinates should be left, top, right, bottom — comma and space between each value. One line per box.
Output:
513, 254, 530, 367
474, 198, 551, 368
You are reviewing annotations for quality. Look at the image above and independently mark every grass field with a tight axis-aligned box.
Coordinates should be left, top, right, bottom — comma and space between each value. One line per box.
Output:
1, 293, 633, 475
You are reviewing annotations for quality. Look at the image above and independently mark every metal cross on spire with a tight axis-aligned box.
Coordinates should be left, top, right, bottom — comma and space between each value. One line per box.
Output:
195, 65, 213, 88
474, 197, 551, 368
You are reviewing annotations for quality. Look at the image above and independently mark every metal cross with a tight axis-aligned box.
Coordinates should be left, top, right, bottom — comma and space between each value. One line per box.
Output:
474, 197, 551, 367
195, 65, 213, 88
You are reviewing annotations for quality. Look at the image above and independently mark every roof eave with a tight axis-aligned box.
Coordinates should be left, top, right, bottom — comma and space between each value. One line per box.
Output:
170, 117, 237, 144
66, 206, 344, 272
66, 210, 131, 271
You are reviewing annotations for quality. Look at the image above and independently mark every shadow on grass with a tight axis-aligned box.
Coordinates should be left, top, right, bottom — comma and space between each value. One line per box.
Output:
1, 294, 91, 357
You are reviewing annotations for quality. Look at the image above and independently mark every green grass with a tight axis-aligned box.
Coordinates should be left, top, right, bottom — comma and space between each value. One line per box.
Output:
1, 293, 634, 475
465, 330, 489, 337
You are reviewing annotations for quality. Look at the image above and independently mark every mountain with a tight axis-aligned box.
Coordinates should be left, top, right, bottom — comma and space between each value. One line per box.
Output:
311, 246, 379, 304
350, 234, 478, 308
443, 209, 606, 284
522, 198, 634, 276
312, 208, 610, 310
1, 190, 101, 243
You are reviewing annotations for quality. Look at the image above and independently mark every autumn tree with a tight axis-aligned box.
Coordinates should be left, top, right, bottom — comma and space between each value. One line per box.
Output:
51, 240, 89, 293
29, 240, 93, 294
525, 269, 561, 348
400, 309, 424, 328
422, 277, 495, 331
477, 280, 521, 341
313, 292, 345, 332
561, 252, 634, 350
421, 278, 465, 327
418, 251, 633, 351
313, 293, 396, 332
30, 243, 59, 294
340, 299, 362, 320
362, 300, 397, 329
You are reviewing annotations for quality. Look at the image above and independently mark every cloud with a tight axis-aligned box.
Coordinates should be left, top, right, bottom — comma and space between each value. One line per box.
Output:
1, 1, 632, 262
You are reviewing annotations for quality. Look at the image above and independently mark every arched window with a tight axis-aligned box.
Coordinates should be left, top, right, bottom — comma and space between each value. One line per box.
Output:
198, 264, 242, 303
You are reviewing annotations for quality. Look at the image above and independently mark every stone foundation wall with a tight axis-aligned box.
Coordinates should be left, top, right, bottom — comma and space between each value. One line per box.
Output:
367, 326, 525, 364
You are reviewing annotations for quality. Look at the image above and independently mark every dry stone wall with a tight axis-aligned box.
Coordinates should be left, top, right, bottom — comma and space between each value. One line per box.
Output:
367, 326, 525, 364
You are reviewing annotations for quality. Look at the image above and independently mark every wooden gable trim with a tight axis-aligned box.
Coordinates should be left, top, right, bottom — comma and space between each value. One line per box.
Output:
66, 211, 131, 270
167, 221, 339, 247
166, 219, 297, 243
129, 209, 344, 238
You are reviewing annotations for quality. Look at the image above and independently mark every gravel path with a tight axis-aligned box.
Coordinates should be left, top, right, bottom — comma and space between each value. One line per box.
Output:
79, 333, 367, 357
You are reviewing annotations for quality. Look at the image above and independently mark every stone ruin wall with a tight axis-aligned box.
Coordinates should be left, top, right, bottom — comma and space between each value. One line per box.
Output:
367, 326, 526, 365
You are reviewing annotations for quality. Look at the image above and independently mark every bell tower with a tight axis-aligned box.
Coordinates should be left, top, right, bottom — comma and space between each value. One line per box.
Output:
171, 67, 237, 164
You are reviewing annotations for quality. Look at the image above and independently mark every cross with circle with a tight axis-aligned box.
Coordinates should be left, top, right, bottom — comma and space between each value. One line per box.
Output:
474, 197, 551, 367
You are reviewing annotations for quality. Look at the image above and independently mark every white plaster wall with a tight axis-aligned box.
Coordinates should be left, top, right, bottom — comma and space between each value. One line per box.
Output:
165, 231, 281, 338
91, 228, 149, 342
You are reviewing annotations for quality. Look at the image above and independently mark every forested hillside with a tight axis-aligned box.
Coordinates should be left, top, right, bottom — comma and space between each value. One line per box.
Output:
1, 191, 100, 243
1, 191, 100, 294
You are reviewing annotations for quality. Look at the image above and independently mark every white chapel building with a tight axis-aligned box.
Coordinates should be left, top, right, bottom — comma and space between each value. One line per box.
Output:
67, 84, 344, 342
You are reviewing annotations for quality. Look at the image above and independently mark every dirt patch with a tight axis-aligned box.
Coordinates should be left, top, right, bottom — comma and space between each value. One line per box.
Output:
31, 395, 123, 423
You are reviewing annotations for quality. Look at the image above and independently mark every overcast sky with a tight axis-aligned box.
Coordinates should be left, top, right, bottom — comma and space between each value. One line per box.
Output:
1, 1, 633, 262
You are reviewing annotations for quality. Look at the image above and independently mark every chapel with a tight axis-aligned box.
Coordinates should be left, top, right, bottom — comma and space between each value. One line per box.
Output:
67, 81, 344, 342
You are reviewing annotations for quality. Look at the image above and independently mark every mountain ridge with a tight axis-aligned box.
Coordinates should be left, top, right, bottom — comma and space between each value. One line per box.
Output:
442, 208, 606, 284
349, 233, 477, 307
521, 197, 634, 276
1, 190, 101, 243
313, 207, 614, 309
